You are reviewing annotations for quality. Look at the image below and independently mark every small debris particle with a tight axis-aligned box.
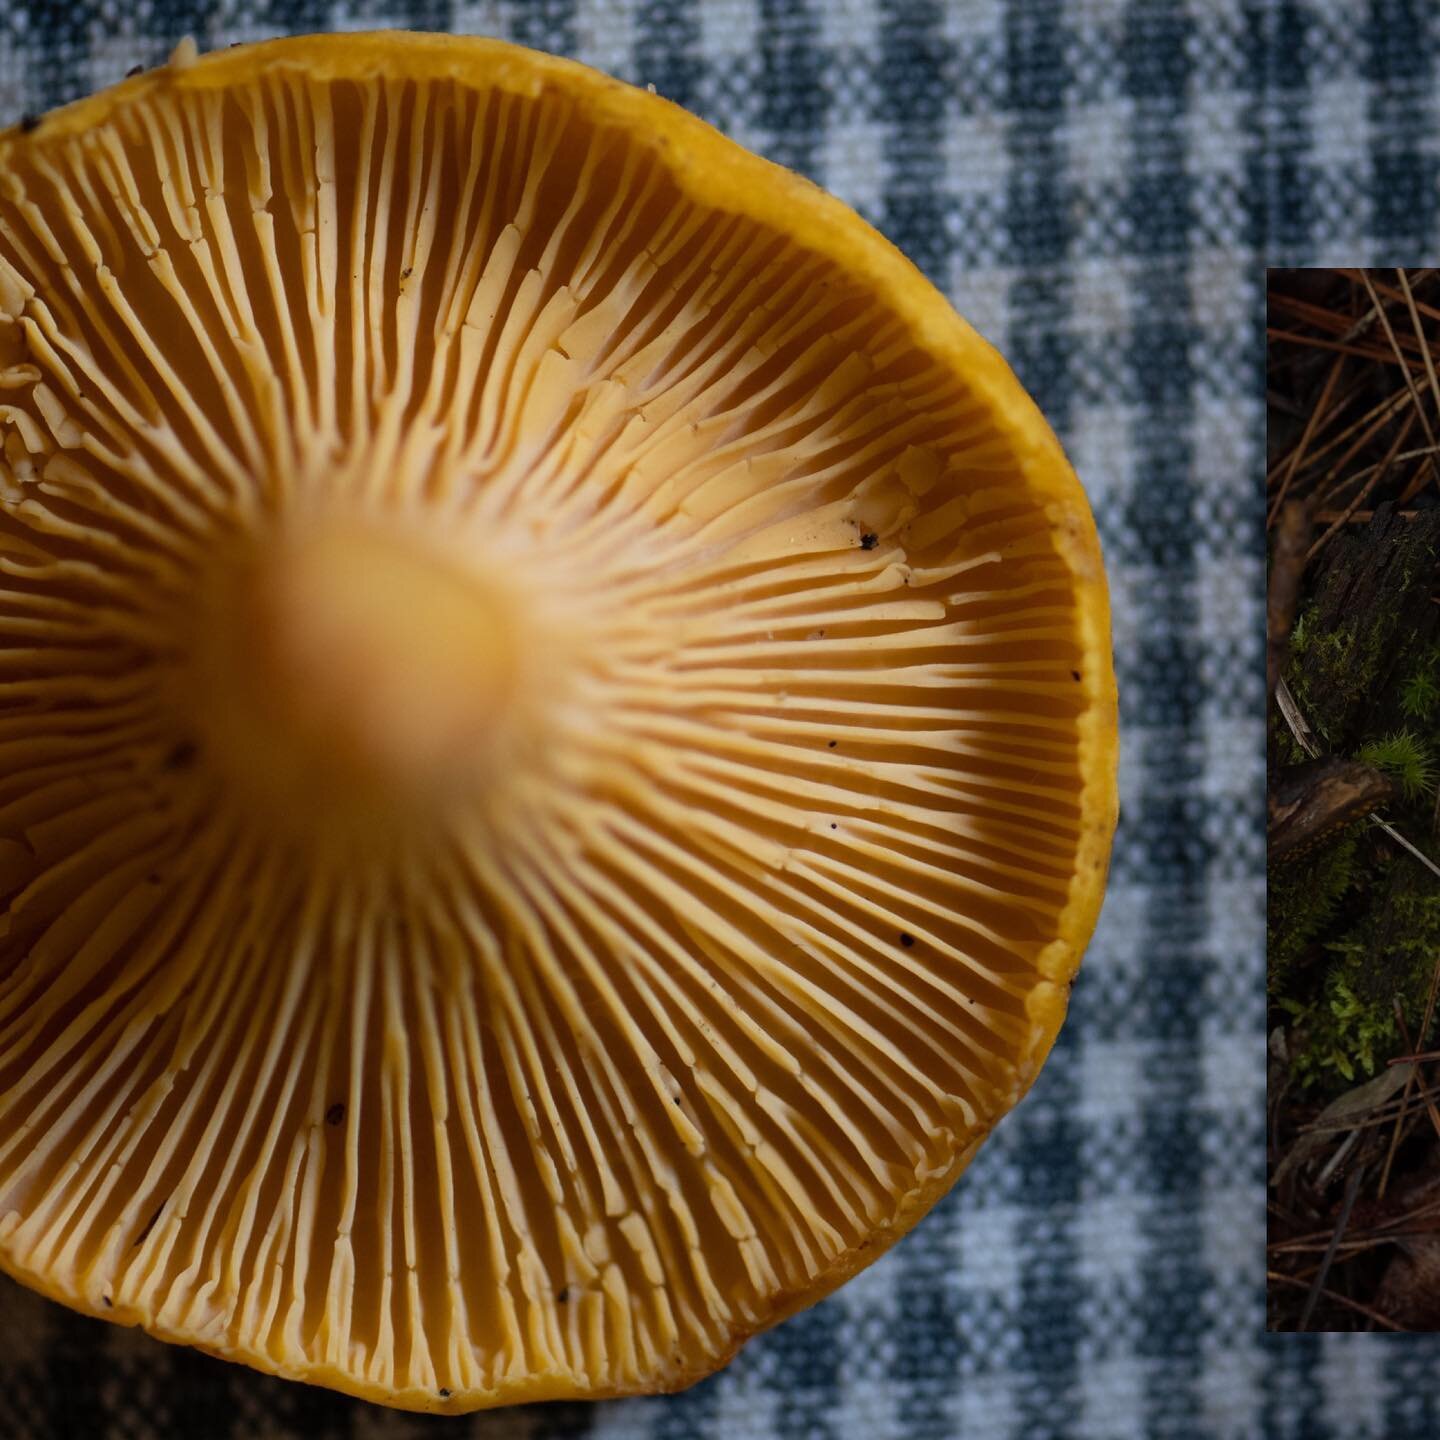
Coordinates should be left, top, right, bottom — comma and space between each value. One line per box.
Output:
402, 267, 412, 279
18, 114, 39, 134
899, 932, 915, 948
438, 1388, 451, 1399
102, 1295, 113, 1308
133, 1203, 164, 1248
827, 740, 838, 748
163, 739, 198, 770
859, 532, 879, 551
830, 823, 837, 830
557, 1286, 574, 1303
325, 1103, 345, 1127
126, 64, 145, 78
1070, 669, 1081, 681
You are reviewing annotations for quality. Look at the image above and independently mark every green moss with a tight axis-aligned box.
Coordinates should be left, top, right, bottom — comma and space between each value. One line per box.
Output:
1281, 852, 1440, 1093
1356, 729, 1436, 800
1279, 972, 1398, 1086
1274, 515, 1440, 1097
1401, 646, 1440, 721
1284, 612, 1370, 743
1399, 537, 1439, 591
1276, 730, 1310, 766
1285, 530, 1432, 748
1268, 832, 1361, 991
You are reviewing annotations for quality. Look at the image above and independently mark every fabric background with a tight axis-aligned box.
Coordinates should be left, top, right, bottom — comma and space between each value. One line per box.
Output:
0, 0, 1412, 1436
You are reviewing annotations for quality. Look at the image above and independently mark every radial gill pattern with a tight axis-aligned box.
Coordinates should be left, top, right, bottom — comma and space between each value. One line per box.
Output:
0, 40, 1110, 1412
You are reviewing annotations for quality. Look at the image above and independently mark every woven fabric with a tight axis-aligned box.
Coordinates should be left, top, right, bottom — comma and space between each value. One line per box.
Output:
0, 1, 1405, 1437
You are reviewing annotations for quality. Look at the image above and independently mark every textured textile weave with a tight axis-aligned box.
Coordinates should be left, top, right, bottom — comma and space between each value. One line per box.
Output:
0, 0, 1401, 1437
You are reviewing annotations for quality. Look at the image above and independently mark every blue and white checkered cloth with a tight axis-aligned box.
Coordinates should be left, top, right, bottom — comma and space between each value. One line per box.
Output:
0, 1, 1429, 1437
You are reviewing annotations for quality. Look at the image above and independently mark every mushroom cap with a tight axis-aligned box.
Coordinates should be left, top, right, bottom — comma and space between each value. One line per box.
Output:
0, 33, 1117, 1412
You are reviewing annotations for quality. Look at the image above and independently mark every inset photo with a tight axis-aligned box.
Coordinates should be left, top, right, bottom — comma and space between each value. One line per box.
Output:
1269, 268, 1440, 1331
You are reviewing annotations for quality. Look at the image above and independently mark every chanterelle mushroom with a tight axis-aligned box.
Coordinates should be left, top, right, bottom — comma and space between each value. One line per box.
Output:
0, 33, 1117, 1412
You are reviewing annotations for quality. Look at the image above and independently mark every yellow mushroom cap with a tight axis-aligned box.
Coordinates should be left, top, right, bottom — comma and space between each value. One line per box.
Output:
0, 33, 1117, 1413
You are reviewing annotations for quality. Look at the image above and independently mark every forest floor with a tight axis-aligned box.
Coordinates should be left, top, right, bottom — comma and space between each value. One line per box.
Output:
1268, 268, 1440, 1331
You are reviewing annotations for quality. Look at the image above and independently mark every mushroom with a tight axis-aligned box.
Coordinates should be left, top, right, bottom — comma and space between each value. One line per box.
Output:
0, 33, 1117, 1412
